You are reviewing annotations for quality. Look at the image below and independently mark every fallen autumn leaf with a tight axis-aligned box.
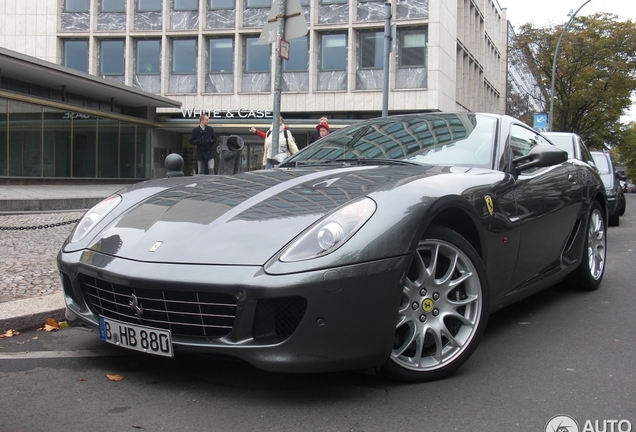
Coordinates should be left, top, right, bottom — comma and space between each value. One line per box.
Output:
0, 330, 19, 338
45, 318, 60, 328
106, 374, 125, 382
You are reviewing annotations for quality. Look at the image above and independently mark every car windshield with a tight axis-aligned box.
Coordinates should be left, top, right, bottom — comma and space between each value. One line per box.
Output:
284, 113, 497, 169
545, 135, 574, 158
591, 153, 611, 174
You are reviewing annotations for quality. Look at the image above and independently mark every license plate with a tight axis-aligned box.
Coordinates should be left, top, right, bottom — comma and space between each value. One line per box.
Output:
99, 316, 173, 358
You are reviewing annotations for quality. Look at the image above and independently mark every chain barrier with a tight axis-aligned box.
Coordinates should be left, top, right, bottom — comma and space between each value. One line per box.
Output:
0, 219, 80, 231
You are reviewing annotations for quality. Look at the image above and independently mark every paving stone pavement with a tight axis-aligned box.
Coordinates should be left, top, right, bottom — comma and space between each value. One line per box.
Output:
0, 211, 85, 303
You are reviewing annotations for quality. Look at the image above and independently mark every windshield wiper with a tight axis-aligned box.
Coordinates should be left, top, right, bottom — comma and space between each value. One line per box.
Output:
280, 159, 357, 167
281, 158, 418, 168
279, 160, 310, 168
322, 158, 418, 166
356, 158, 418, 166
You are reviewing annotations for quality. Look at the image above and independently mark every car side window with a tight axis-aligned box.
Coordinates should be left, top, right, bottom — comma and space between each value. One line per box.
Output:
580, 142, 595, 168
507, 125, 555, 174
509, 125, 544, 158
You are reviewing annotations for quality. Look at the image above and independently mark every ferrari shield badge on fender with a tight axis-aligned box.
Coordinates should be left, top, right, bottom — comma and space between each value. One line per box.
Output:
485, 196, 494, 216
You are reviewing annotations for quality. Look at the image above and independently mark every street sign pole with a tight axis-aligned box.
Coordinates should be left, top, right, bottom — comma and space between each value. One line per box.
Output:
258, 0, 307, 165
271, 0, 286, 159
382, 2, 392, 117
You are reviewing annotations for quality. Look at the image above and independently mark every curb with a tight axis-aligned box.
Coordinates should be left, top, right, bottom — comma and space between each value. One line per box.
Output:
0, 293, 66, 332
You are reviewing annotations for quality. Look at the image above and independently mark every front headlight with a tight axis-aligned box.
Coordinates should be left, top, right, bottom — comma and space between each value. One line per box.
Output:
280, 197, 376, 262
68, 195, 122, 243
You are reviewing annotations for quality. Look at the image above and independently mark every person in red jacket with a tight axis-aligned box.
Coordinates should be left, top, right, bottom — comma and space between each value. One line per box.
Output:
310, 117, 330, 143
315, 123, 330, 140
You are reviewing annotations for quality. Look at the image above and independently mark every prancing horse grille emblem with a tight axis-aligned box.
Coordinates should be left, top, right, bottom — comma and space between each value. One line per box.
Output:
129, 294, 144, 317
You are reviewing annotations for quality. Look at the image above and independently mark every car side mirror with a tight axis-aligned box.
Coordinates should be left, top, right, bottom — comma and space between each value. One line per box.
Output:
512, 144, 568, 173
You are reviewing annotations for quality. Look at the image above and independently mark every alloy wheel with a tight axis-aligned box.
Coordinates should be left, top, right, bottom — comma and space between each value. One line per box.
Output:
391, 237, 484, 373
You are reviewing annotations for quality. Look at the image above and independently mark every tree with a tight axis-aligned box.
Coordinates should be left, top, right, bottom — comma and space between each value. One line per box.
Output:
616, 122, 636, 180
513, 13, 636, 155
506, 82, 534, 126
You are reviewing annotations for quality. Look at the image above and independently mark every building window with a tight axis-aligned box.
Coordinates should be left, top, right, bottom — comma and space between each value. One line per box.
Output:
283, 35, 308, 72
319, 33, 347, 71
244, 36, 270, 72
63, 40, 89, 73
101, 0, 126, 12
100, 40, 125, 75
209, 0, 234, 9
174, 0, 198, 10
171, 39, 197, 74
136, 39, 161, 74
208, 38, 234, 73
359, 31, 383, 69
245, 0, 270, 8
399, 29, 426, 68
137, 0, 161, 11
64, 0, 90, 12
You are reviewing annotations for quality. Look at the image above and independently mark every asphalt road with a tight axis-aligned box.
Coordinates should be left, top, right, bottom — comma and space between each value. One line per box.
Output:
1, 196, 635, 432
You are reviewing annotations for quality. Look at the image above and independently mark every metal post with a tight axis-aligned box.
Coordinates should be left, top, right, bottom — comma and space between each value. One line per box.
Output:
548, 0, 592, 132
271, 0, 286, 158
382, 2, 392, 117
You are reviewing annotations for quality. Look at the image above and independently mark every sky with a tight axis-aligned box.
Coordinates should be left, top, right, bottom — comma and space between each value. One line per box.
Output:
499, 0, 636, 122
499, 0, 636, 29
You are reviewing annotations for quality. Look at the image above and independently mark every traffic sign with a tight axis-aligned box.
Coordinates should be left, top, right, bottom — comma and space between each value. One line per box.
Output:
279, 39, 290, 60
534, 113, 547, 130
258, 0, 308, 45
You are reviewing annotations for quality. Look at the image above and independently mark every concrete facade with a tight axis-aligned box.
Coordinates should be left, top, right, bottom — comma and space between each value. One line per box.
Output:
0, 0, 508, 116
0, 0, 510, 179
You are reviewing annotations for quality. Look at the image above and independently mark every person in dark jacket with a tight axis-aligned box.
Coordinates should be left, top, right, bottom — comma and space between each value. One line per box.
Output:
189, 114, 216, 174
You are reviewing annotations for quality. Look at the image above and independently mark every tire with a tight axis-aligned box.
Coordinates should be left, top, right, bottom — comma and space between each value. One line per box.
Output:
619, 196, 626, 216
608, 209, 619, 227
570, 201, 606, 291
380, 225, 489, 383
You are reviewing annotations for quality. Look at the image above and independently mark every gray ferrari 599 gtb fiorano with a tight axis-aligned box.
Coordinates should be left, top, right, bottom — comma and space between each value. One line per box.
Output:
58, 113, 607, 382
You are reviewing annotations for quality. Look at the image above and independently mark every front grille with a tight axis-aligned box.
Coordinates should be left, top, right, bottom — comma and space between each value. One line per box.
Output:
79, 275, 237, 338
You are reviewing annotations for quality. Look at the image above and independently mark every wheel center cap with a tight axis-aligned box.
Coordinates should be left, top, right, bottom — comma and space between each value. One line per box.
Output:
422, 298, 434, 312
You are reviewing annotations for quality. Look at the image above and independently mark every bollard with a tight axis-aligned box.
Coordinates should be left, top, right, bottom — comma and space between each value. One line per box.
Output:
165, 153, 185, 177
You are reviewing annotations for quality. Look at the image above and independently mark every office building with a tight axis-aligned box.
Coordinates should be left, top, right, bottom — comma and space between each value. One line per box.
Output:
0, 0, 509, 179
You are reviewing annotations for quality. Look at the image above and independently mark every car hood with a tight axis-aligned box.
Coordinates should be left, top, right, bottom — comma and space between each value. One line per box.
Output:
85, 165, 472, 265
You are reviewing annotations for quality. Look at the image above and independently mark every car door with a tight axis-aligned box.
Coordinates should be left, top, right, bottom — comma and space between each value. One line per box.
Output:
507, 125, 582, 289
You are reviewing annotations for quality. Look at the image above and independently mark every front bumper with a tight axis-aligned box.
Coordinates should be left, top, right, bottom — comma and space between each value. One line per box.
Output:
58, 249, 410, 373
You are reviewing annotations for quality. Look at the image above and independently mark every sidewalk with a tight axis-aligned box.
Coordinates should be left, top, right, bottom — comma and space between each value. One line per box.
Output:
0, 184, 127, 331
0, 184, 128, 213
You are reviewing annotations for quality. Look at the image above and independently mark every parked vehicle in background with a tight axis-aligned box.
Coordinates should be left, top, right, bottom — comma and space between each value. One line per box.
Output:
543, 132, 596, 168
591, 151, 626, 226
616, 170, 627, 193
